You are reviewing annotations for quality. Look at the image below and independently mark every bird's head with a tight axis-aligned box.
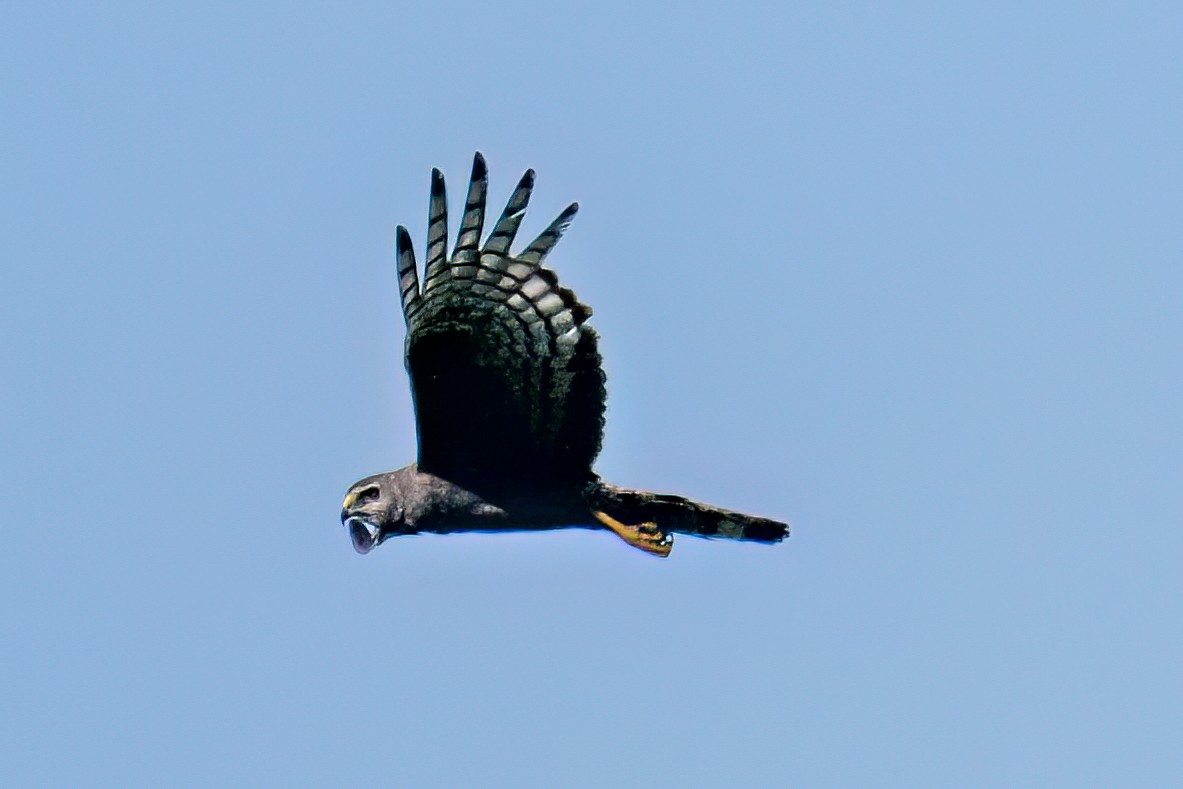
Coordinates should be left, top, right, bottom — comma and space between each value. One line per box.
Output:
340, 472, 409, 554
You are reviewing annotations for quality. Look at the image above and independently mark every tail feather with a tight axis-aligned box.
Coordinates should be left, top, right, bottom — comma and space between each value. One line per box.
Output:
590, 482, 789, 543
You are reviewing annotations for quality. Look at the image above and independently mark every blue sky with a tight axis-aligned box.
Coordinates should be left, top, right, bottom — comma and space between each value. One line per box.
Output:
3, 3, 1181, 786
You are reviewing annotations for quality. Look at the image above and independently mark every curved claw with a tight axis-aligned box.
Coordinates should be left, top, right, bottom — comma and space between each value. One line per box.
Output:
593, 511, 673, 558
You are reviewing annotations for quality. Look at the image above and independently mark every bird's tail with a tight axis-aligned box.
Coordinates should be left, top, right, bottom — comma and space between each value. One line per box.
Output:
588, 482, 789, 544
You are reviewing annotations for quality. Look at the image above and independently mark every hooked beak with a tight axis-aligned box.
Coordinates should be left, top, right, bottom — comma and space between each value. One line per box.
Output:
341, 490, 382, 554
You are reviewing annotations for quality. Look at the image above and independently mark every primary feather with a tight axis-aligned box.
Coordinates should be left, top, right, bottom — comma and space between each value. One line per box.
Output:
401, 153, 603, 497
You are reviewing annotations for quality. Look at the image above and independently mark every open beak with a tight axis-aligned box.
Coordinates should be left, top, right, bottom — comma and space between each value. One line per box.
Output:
343, 515, 382, 554
341, 490, 382, 554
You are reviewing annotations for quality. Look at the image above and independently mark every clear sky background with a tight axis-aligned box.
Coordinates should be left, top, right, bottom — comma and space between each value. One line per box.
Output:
3, 3, 1180, 786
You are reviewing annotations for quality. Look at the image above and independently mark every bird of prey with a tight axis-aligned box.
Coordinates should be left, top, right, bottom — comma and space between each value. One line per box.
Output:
341, 153, 788, 557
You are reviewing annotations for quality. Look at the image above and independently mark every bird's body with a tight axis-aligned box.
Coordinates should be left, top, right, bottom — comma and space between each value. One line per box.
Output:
342, 154, 788, 557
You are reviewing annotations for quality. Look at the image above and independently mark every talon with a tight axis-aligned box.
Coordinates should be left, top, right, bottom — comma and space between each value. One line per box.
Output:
593, 511, 673, 557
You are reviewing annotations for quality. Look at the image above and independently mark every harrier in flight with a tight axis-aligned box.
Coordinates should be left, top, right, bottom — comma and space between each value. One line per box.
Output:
341, 154, 788, 557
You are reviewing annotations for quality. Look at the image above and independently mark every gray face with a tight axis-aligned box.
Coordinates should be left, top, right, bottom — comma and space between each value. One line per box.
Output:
340, 473, 406, 554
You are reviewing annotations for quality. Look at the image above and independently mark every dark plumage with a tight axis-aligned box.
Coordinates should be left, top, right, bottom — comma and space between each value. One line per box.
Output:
341, 153, 788, 557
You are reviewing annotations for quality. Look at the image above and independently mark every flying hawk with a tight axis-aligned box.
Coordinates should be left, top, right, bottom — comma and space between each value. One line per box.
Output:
341, 154, 788, 557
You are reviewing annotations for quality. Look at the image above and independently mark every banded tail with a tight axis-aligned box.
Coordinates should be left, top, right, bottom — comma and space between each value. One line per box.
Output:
589, 481, 789, 553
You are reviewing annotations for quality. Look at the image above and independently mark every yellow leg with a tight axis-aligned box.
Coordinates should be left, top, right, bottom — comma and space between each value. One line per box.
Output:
593, 511, 673, 558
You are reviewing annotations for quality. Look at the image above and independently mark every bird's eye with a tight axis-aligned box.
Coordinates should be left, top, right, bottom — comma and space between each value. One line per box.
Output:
358, 486, 380, 503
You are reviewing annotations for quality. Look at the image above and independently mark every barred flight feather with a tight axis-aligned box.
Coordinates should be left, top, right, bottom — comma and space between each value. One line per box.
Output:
483, 169, 534, 257
450, 153, 487, 279
395, 225, 420, 319
399, 153, 604, 493
422, 169, 450, 288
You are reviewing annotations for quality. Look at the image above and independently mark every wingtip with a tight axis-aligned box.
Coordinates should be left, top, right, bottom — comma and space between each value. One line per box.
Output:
471, 152, 487, 180
431, 168, 445, 194
556, 202, 579, 230
396, 224, 412, 248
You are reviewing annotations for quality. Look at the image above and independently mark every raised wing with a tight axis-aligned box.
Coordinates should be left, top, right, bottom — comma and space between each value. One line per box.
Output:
396, 153, 606, 497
